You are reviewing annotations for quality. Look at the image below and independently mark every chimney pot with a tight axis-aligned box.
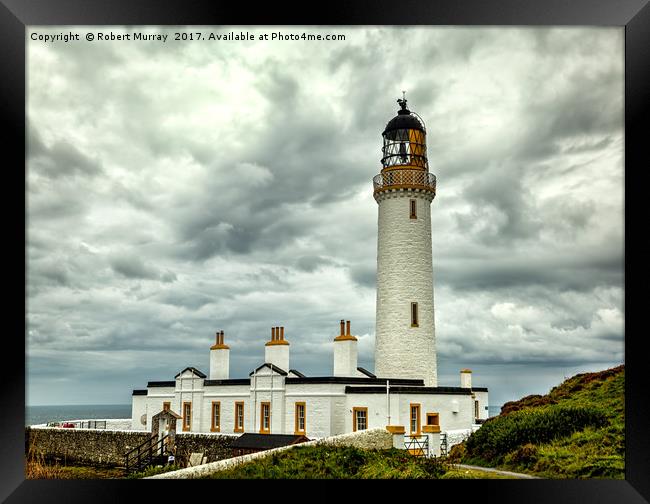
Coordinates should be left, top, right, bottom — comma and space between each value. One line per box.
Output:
271, 327, 276, 341
280, 326, 285, 340
340, 320, 345, 335
346, 320, 351, 335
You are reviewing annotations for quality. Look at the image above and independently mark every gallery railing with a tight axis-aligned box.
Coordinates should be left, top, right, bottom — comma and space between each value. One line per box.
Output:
373, 170, 436, 195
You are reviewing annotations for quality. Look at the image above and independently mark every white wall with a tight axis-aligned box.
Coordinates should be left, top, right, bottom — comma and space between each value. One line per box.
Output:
143, 387, 175, 431
375, 190, 437, 386
284, 383, 347, 438
201, 384, 250, 433
344, 392, 475, 435
130, 395, 148, 431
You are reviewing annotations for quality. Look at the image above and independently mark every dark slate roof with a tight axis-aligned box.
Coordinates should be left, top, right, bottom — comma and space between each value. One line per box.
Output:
132, 389, 148, 396
286, 376, 424, 386
148, 381, 176, 388
345, 386, 474, 395
472, 387, 489, 392
204, 378, 250, 386
174, 366, 207, 379
289, 369, 306, 378
356, 367, 376, 378
231, 433, 309, 450
249, 363, 288, 376
152, 409, 182, 420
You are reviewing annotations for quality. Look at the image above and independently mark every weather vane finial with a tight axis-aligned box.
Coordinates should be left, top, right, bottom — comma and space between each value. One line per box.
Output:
397, 90, 408, 111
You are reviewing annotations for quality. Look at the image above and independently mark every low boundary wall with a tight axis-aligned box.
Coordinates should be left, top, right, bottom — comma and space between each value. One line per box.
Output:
147, 427, 393, 479
25, 427, 236, 467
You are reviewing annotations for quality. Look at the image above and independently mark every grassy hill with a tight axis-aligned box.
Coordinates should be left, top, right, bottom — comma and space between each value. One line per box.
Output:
449, 364, 625, 479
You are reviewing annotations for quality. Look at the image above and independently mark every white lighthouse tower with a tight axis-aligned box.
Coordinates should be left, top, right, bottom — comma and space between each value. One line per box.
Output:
373, 95, 438, 387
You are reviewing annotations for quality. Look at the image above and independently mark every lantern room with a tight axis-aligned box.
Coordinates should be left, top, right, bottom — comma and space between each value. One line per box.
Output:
381, 95, 428, 171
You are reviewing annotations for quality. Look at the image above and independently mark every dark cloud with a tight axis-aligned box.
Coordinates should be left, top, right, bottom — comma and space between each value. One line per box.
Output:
110, 253, 176, 283
26, 27, 623, 407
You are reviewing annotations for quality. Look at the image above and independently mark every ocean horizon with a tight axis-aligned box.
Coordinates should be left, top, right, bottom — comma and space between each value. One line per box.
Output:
26, 404, 132, 426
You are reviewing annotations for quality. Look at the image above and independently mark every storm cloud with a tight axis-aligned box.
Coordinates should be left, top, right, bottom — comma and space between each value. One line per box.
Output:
26, 27, 624, 407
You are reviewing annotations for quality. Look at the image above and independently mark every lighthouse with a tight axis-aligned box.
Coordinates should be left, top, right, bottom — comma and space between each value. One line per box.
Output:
373, 95, 438, 387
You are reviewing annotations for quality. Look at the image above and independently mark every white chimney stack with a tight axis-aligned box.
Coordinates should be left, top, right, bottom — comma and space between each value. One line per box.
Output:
265, 326, 290, 372
460, 369, 472, 388
333, 320, 358, 377
209, 331, 230, 380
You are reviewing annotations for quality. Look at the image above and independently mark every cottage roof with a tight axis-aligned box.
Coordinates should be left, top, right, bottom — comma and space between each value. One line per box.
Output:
356, 367, 376, 378
249, 363, 288, 376
175, 366, 207, 378
288, 369, 306, 378
152, 409, 182, 420
231, 433, 309, 450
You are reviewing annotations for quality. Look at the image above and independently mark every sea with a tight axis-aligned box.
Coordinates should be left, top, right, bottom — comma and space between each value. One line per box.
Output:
488, 405, 501, 418
26, 404, 132, 426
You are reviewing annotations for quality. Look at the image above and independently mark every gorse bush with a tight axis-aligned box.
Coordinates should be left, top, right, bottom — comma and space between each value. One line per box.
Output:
465, 405, 607, 464
207, 446, 447, 479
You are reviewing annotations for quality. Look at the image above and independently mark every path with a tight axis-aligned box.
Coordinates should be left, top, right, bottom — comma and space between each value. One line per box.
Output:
454, 463, 542, 479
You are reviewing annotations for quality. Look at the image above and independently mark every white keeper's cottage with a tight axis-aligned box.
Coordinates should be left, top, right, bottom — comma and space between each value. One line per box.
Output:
131, 96, 489, 447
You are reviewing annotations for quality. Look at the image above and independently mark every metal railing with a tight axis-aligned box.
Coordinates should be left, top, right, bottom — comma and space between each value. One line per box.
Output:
124, 434, 170, 474
404, 435, 429, 457
440, 432, 448, 456
47, 420, 107, 429
373, 170, 436, 194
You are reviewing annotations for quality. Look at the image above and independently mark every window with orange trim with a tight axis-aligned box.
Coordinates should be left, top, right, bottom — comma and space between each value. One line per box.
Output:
295, 402, 306, 435
182, 402, 192, 431
353, 407, 368, 431
260, 402, 271, 434
234, 402, 245, 433
211, 401, 221, 432
410, 404, 421, 435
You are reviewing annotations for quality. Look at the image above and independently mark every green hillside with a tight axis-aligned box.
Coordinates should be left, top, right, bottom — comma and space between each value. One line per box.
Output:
450, 364, 625, 479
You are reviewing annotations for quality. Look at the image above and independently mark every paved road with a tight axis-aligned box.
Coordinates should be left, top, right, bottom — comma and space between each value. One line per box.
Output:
454, 464, 542, 479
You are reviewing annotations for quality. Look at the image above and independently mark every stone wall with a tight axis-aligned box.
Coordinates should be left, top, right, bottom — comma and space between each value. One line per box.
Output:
147, 427, 393, 479
174, 433, 236, 465
25, 427, 236, 467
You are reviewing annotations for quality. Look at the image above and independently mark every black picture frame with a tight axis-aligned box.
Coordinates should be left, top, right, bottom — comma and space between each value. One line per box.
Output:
3, 0, 648, 501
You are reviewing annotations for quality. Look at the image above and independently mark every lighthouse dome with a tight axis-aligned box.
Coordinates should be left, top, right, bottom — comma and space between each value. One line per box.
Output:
382, 108, 425, 137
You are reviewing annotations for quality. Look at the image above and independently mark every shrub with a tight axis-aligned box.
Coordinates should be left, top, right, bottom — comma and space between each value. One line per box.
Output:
464, 405, 607, 464
504, 443, 538, 468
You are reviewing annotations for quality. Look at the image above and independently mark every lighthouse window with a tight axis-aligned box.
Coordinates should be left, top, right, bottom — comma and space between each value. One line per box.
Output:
211, 401, 221, 432
410, 199, 417, 219
353, 407, 368, 431
182, 402, 192, 431
295, 402, 306, 434
411, 302, 419, 327
234, 402, 245, 433
260, 402, 271, 434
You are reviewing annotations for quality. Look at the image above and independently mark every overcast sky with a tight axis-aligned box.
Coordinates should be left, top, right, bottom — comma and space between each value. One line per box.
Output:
26, 26, 624, 408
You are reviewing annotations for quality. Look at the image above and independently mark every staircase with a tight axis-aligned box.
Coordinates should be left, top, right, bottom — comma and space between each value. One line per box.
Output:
124, 434, 170, 474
